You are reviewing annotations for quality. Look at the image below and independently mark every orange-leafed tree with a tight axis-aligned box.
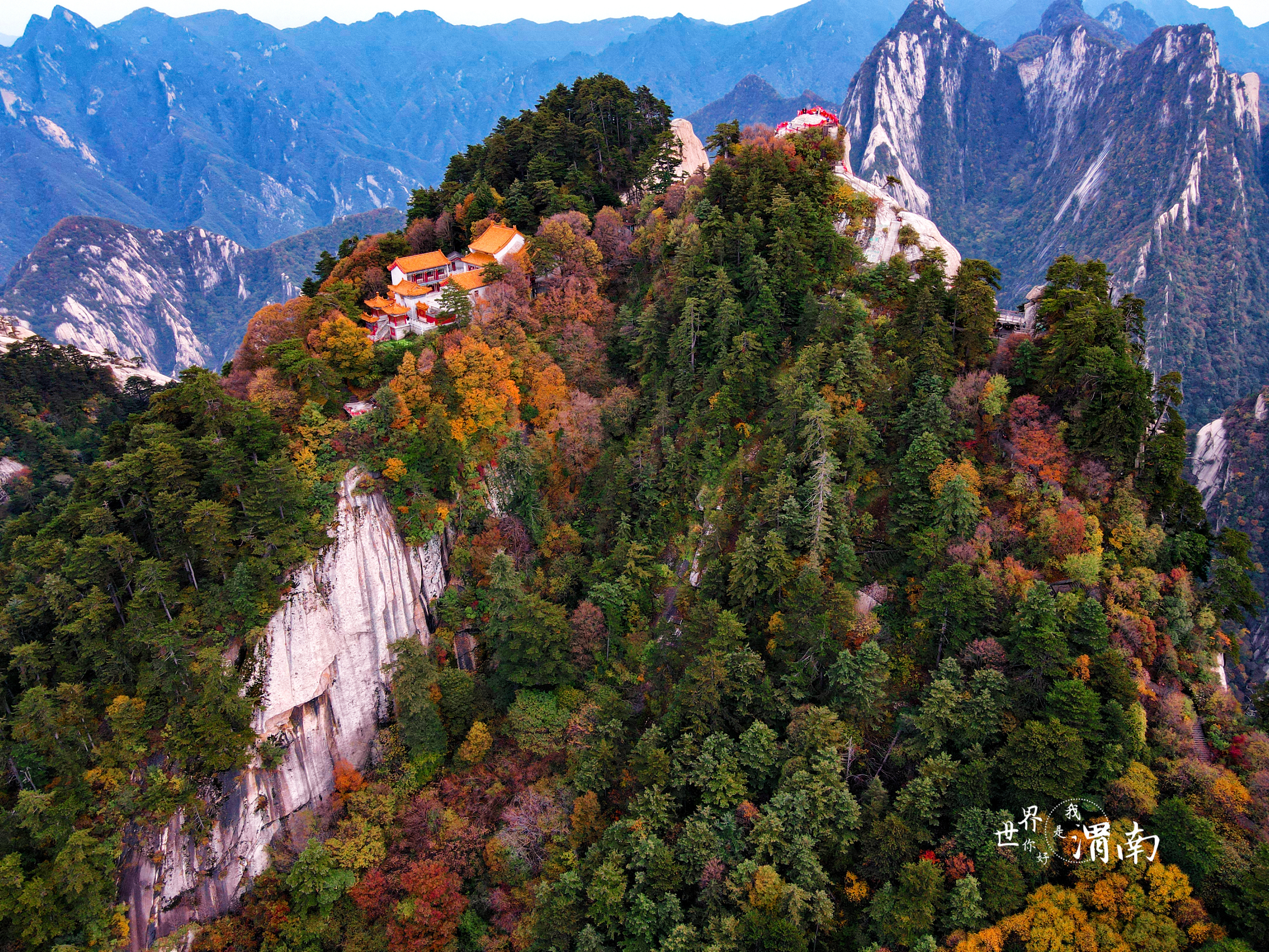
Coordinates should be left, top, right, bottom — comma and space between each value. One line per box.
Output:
526, 359, 568, 431
959, 859, 1220, 952
389, 350, 435, 427
1006, 394, 1071, 484
227, 297, 320, 395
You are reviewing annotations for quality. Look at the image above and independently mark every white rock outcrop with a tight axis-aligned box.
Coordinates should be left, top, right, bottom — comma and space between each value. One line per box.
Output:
773, 108, 961, 274
1191, 415, 1230, 510
0, 318, 172, 386
839, 169, 962, 276
671, 118, 710, 180
120, 468, 447, 949
0, 456, 27, 504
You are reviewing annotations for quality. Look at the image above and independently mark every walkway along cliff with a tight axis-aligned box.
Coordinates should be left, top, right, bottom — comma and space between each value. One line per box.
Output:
119, 468, 450, 948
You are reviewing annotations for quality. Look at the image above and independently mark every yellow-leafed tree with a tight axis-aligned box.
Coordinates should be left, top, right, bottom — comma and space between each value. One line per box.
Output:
443, 331, 520, 455
309, 314, 375, 385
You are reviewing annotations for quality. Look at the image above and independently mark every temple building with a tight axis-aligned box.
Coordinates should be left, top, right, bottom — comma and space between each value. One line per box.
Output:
464, 223, 525, 265
388, 250, 453, 291
363, 224, 526, 341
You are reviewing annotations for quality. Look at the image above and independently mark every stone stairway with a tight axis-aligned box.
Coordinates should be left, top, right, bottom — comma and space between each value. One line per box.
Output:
1190, 718, 1214, 763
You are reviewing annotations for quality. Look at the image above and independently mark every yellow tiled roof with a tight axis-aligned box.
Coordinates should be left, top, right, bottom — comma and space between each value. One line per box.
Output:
363, 303, 407, 319
468, 224, 521, 256
447, 270, 487, 292
392, 251, 449, 272
462, 251, 496, 267
363, 295, 393, 309
388, 280, 427, 296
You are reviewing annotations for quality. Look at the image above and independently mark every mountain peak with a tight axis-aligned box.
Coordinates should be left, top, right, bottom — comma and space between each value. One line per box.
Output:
15, 5, 102, 54
1096, 2, 1158, 46
895, 0, 960, 36
1038, 0, 1132, 49
732, 74, 780, 96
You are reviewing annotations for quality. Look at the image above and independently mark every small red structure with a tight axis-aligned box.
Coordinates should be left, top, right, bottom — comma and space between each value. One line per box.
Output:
775, 106, 841, 134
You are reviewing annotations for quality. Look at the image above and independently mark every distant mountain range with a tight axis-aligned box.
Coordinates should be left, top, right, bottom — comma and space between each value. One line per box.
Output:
5, 0, 1269, 418
974, 0, 1269, 63
687, 75, 837, 136
0, 1, 912, 277
2, 0, 1266, 278
0, 208, 401, 375
842, 0, 1268, 422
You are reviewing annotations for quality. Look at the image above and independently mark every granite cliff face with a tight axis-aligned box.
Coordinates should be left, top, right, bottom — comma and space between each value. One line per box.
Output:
842, 0, 1268, 420
1192, 390, 1269, 685
842, 168, 963, 274
671, 119, 711, 179
0, 209, 401, 375
119, 468, 448, 948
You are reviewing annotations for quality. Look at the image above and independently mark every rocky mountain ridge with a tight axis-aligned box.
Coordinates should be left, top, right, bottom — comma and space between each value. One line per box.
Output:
976, 0, 1269, 70
842, 0, 1267, 420
0, 208, 401, 375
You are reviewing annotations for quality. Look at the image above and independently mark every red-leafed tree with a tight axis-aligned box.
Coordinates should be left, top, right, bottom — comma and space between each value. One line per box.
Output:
387, 859, 468, 952
1006, 394, 1070, 483
348, 866, 393, 921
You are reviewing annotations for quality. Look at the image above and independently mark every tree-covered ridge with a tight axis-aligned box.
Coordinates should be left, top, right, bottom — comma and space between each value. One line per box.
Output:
2, 98, 1267, 951
411, 75, 677, 246
177, 121, 1268, 952
0, 337, 158, 514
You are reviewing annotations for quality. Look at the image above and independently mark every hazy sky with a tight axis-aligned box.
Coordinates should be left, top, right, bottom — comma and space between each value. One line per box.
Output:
1, 0, 1265, 41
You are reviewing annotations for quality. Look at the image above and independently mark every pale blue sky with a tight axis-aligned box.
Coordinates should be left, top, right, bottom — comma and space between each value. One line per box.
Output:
1, 0, 1265, 43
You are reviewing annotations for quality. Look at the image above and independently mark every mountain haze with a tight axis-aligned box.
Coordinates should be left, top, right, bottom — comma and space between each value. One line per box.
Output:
0, 1, 911, 277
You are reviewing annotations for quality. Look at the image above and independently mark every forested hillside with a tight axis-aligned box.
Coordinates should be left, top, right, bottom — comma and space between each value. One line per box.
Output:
0, 337, 158, 511
2, 88, 1268, 952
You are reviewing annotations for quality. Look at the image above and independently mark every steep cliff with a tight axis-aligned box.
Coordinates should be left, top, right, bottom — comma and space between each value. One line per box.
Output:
778, 106, 964, 272
841, 168, 964, 273
842, 0, 1269, 420
670, 119, 710, 179
1192, 389, 1269, 684
0, 209, 401, 375
119, 468, 447, 948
